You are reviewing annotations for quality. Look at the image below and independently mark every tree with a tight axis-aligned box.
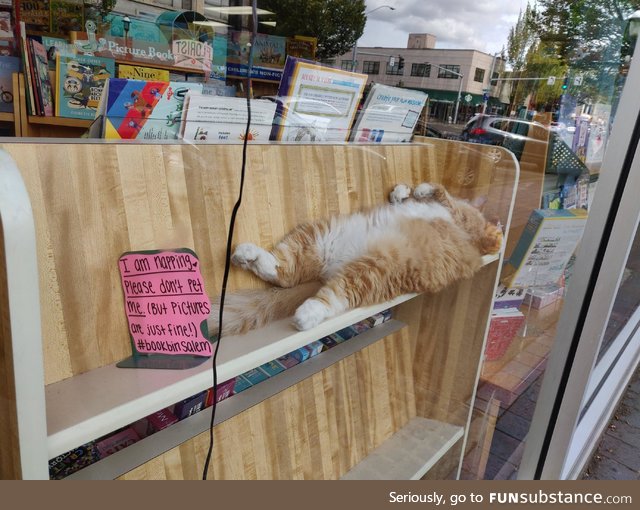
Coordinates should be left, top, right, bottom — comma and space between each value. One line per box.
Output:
258, 0, 366, 60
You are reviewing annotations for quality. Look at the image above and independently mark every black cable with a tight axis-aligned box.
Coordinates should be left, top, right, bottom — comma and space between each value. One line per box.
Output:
202, 1, 258, 480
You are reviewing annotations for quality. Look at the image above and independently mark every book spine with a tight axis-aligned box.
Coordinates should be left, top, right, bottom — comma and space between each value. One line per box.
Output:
28, 38, 43, 115
18, 22, 34, 115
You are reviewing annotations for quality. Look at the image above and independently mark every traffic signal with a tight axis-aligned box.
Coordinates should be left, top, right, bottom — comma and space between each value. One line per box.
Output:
561, 76, 569, 90
398, 56, 405, 70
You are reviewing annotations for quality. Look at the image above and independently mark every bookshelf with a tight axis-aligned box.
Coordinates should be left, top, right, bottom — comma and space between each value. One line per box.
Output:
0, 141, 518, 479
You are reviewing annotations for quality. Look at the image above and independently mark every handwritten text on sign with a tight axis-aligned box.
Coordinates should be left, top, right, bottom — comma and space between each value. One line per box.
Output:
119, 250, 212, 356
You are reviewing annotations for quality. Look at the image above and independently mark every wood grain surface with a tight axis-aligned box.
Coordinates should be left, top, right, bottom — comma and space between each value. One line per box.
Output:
1, 140, 517, 479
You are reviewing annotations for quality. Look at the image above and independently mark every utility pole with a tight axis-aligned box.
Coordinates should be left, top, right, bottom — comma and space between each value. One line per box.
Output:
350, 5, 395, 72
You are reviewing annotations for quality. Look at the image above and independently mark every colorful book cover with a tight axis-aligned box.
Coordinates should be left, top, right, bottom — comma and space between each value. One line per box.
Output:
17, 22, 34, 115
41, 36, 76, 71
56, 53, 114, 119
31, 39, 54, 116
485, 308, 526, 361
100, 78, 202, 139
503, 208, 587, 288
49, 0, 84, 35
19, 0, 51, 33
0, 55, 20, 113
27, 39, 42, 115
117, 64, 170, 82
173, 391, 207, 420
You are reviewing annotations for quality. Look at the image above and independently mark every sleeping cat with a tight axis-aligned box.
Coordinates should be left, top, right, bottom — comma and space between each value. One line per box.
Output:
208, 182, 503, 335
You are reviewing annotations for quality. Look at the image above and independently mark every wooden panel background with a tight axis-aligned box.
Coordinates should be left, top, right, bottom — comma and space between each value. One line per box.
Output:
0, 140, 517, 479
0, 140, 517, 385
118, 330, 415, 480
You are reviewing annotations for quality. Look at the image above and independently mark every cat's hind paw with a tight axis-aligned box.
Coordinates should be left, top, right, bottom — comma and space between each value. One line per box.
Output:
413, 182, 436, 200
293, 299, 329, 331
389, 184, 411, 204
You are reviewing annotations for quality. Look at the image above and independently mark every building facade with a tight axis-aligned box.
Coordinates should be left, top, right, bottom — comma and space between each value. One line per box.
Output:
336, 33, 510, 123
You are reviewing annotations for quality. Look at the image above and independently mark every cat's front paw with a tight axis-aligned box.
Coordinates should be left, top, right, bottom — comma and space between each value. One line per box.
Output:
293, 299, 329, 331
389, 184, 411, 204
231, 243, 261, 268
232, 243, 278, 282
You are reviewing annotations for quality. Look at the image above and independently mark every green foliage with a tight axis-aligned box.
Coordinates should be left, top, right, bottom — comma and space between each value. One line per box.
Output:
506, 0, 640, 110
259, 0, 366, 60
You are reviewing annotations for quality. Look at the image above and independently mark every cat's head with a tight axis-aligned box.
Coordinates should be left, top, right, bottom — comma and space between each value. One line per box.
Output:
452, 196, 503, 255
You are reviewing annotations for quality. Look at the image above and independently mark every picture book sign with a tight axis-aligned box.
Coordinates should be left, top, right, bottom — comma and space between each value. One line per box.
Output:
117, 249, 213, 368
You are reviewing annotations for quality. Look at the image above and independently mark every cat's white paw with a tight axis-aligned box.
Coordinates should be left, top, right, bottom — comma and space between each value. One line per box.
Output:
232, 243, 261, 267
232, 243, 278, 281
413, 183, 435, 200
293, 299, 329, 331
390, 184, 411, 204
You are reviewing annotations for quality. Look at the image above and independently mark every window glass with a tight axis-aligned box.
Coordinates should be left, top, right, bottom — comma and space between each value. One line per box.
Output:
9, 0, 638, 481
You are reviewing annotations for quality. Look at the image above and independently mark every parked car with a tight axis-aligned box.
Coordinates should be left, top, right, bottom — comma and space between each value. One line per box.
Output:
460, 114, 587, 186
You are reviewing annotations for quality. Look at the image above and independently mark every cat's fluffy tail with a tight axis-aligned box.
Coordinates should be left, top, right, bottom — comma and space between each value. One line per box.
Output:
207, 281, 322, 336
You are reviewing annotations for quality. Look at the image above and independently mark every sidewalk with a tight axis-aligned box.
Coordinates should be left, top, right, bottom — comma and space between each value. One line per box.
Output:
581, 365, 640, 479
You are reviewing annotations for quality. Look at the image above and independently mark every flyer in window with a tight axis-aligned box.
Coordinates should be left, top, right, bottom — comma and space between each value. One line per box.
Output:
272, 56, 367, 142
350, 83, 428, 143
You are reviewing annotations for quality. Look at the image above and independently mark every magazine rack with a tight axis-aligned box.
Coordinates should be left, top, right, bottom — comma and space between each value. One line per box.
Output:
0, 139, 518, 479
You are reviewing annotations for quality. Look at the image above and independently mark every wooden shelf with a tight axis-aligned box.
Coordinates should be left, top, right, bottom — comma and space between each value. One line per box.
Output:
45, 294, 415, 459
27, 116, 93, 128
66, 319, 408, 479
341, 417, 464, 480
46, 252, 498, 460
0, 112, 15, 122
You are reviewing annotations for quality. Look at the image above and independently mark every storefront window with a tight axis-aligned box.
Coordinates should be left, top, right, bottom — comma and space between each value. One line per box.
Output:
3, 0, 640, 481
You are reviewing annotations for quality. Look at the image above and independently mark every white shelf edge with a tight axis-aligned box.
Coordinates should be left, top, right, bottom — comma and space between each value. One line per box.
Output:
65, 319, 407, 479
46, 254, 498, 460
340, 417, 464, 480
45, 294, 415, 459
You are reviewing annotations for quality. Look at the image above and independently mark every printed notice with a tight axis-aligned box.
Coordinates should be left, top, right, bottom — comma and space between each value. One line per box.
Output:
118, 249, 212, 357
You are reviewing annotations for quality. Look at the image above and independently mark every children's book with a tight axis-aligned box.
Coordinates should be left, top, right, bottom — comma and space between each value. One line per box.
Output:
98, 78, 203, 139
30, 38, 54, 116
55, 53, 114, 119
117, 64, 170, 82
0, 55, 20, 113
41, 36, 76, 71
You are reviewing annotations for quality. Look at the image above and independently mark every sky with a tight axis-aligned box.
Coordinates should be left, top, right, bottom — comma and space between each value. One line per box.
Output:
359, 0, 531, 55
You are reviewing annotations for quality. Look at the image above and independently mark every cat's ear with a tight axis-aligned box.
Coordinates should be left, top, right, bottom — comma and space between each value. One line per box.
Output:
469, 195, 488, 210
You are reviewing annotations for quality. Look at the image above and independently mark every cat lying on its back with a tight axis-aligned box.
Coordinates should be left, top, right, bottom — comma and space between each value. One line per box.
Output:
208, 182, 503, 335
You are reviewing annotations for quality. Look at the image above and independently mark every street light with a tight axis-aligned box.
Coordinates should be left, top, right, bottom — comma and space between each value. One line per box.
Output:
427, 62, 464, 124
351, 5, 396, 72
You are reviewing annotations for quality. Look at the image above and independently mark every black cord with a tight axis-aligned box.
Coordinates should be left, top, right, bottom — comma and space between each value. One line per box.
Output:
201, 1, 258, 480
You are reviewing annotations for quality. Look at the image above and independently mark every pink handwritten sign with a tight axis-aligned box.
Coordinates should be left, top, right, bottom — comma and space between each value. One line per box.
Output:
118, 249, 212, 357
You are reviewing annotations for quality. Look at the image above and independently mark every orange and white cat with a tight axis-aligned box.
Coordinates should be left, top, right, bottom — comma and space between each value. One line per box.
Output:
208, 182, 502, 335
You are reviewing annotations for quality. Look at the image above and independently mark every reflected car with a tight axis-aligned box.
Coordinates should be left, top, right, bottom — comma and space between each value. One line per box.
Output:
460, 113, 587, 186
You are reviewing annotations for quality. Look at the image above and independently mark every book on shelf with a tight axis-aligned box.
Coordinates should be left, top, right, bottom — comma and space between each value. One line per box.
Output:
485, 307, 526, 362
96, 78, 203, 139
55, 53, 114, 119
18, 21, 37, 115
17, 0, 51, 33
27, 38, 43, 115
30, 38, 54, 116
117, 64, 170, 82
41, 35, 76, 71
0, 55, 20, 113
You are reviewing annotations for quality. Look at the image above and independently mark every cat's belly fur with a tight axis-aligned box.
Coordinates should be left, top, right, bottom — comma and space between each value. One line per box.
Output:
317, 201, 453, 278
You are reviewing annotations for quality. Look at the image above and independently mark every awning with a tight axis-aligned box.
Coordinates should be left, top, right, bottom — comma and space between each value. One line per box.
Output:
406, 87, 507, 107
